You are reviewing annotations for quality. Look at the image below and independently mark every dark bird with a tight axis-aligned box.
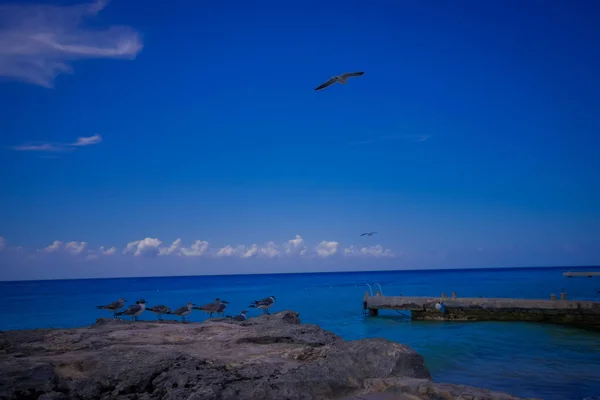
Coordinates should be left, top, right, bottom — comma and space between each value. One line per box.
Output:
96, 297, 127, 319
360, 232, 378, 236
314, 71, 364, 91
167, 302, 196, 322
227, 310, 248, 321
116, 299, 147, 322
249, 296, 276, 314
147, 305, 171, 321
216, 300, 230, 317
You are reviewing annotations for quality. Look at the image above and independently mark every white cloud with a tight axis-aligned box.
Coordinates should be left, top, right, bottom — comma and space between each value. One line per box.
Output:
99, 246, 116, 256
11, 134, 103, 153
216, 245, 239, 257
316, 240, 339, 257
0, 237, 5, 252
216, 241, 280, 258
72, 134, 102, 146
124, 238, 210, 258
123, 237, 162, 257
44, 240, 63, 252
260, 241, 280, 258
180, 240, 209, 257
283, 234, 307, 256
158, 238, 181, 256
345, 244, 394, 257
0, 0, 142, 88
65, 241, 87, 255
27, 235, 395, 261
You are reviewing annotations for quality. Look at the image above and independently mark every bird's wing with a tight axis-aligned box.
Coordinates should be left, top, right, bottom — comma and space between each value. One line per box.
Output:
314, 77, 337, 91
360, 233, 367, 236
340, 71, 364, 79
126, 304, 141, 314
172, 306, 187, 314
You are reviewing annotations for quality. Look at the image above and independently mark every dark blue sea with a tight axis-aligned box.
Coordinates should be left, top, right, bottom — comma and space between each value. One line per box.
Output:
1, 266, 599, 400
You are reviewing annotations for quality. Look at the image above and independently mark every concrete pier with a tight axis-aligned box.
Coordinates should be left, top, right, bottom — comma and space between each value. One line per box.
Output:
364, 295, 600, 330
563, 271, 600, 278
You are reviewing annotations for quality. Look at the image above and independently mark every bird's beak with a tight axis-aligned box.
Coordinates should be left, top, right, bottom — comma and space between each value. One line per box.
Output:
222, 300, 230, 304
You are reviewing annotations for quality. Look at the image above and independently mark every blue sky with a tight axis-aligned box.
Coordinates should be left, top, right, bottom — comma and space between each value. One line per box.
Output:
1, 0, 599, 280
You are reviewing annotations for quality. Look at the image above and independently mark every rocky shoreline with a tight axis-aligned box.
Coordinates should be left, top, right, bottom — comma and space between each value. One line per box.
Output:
0, 311, 537, 400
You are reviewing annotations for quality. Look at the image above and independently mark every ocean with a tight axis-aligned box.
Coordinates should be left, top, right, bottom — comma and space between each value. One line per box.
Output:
1, 266, 599, 400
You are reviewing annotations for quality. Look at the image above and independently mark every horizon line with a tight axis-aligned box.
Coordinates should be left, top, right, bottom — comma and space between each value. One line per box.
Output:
1, 264, 598, 284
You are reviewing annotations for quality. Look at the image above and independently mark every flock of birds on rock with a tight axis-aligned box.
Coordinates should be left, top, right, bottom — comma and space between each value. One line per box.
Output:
96, 295, 276, 323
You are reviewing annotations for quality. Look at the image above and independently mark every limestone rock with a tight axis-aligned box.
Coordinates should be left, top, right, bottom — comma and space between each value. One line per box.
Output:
0, 310, 534, 400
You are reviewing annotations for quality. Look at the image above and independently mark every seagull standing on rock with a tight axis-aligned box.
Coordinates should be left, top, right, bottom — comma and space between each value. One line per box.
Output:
249, 296, 276, 314
227, 310, 248, 321
168, 302, 196, 323
116, 299, 146, 322
194, 298, 227, 319
96, 297, 127, 319
147, 305, 171, 321
314, 71, 364, 91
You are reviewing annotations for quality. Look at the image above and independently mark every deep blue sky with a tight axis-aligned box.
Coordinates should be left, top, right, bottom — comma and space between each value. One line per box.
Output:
1, 0, 599, 280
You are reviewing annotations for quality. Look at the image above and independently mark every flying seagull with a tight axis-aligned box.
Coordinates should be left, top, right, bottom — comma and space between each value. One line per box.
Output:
227, 310, 248, 321
96, 297, 127, 319
116, 299, 147, 322
249, 296, 276, 315
360, 232, 378, 236
314, 71, 364, 91
147, 305, 171, 321
167, 302, 196, 323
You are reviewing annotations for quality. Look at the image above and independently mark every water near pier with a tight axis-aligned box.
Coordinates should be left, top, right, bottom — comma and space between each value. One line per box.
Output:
1, 266, 599, 400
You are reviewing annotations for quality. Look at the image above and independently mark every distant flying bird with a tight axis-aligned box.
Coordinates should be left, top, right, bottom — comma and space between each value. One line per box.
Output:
96, 297, 127, 319
314, 71, 364, 91
360, 232, 378, 236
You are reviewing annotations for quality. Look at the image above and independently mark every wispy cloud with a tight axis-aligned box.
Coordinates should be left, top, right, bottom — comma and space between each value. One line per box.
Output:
72, 134, 102, 146
347, 140, 373, 146
11, 134, 103, 152
382, 134, 432, 143
0, 0, 143, 88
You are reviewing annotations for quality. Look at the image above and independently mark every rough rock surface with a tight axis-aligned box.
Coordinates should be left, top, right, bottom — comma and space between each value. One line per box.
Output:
0, 310, 536, 400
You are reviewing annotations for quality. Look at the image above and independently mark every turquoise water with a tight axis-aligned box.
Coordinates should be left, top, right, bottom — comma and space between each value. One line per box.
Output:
1, 266, 599, 400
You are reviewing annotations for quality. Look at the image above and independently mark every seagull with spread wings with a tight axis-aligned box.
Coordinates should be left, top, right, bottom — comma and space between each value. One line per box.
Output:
360, 232, 378, 236
314, 71, 364, 91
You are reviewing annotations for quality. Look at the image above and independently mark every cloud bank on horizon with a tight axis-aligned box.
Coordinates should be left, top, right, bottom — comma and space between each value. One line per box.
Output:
0, 0, 142, 88
0, 235, 395, 262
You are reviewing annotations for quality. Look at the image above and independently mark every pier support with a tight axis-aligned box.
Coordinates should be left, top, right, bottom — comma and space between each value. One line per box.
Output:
368, 308, 379, 316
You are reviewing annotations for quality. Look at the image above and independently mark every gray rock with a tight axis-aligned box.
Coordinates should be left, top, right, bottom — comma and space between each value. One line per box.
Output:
0, 310, 534, 400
